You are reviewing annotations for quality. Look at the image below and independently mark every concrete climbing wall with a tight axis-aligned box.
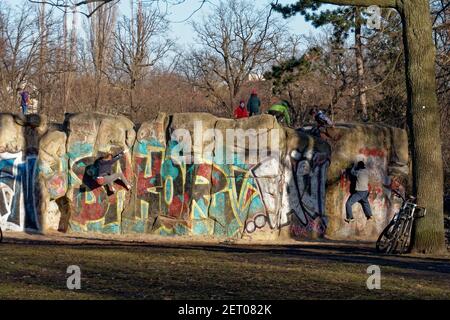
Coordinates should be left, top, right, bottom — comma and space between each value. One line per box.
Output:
0, 112, 409, 241
123, 113, 286, 238
64, 113, 136, 234
325, 124, 409, 240
0, 114, 47, 232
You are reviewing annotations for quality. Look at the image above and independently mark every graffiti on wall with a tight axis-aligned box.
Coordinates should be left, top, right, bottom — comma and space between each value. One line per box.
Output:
339, 148, 389, 213
0, 152, 39, 231
38, 154, 68, 200
67, 142, 133, 234
127, 135, 267, 238
250, 151, 330, 238
125, 122, 330, 239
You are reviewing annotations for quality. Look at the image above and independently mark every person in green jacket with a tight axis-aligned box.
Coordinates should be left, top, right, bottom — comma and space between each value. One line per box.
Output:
268, 100, 291, 126
246, 89, 261, 116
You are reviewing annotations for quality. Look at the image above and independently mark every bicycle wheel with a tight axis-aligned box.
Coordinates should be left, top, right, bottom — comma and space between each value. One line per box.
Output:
0, 227, 3, 243
397, 218, 414, 254
376, 219, 397, 253
389, 218, 408, 254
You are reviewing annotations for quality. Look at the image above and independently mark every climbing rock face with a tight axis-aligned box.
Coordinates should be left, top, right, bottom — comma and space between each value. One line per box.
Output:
0, 114, 46, 232
64, 113, 135, 234
325, 123, 409, 240
0, 112, 410, 242
37, 130, 68, 231
278, 129, 331, 239
125, 113, 288, 238
123, 112, 170, 234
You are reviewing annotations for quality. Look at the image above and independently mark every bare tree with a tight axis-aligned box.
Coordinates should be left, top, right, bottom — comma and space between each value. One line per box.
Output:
180, 0, 287, 114
0, 2, 43, 112
59, 4, 78, 114
109, 0, 173, 120
84, 0, 117, 110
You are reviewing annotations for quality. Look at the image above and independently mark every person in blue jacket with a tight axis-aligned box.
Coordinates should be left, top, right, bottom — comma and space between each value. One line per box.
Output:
246, 89, 261, 116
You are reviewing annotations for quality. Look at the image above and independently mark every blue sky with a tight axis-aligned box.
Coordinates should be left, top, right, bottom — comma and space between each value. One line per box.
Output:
5, 0, 326, 48
116, 0, 320, 47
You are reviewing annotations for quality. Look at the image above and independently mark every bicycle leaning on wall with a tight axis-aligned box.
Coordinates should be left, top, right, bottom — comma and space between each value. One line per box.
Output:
376, 189, 426, 254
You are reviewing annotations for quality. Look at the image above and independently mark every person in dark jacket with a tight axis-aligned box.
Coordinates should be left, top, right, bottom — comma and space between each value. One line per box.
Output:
96, 150, 131, 193
310, 107, 334, 127
246, 89, 261, 116
309, 107, 337, 140
20, 89, 30, 115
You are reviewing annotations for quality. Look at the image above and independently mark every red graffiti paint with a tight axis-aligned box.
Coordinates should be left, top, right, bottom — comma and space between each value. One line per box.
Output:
168, 196, 183, 218
197, 163, 212, 179
135, 154, 163, 197
73, 188, 107, 224
290, 216, 326, 238
71, 154, 132, 227
245, 188, 254, 202
359, 148, 385, 158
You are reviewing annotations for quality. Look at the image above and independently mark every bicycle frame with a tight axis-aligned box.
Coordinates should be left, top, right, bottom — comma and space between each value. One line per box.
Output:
376, 189, 426, 254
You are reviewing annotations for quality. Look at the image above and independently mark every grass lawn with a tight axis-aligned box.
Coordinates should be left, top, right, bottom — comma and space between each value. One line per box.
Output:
0, 234, 449, 300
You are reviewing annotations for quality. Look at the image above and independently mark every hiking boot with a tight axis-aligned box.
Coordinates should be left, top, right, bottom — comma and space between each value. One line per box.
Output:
345, 218, 355, 223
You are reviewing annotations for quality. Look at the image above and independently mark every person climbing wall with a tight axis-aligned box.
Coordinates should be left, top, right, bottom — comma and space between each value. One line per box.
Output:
95, 149, 132, 194
268, 100, 291, 126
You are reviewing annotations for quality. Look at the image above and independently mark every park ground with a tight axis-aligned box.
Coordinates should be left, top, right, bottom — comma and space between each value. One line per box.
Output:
0, 232, 449, 300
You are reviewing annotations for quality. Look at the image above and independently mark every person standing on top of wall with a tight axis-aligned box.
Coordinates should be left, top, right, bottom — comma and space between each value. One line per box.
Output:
20, 88, 31, 115
96, 149, 132, 194
345, 161, 373, 223
246, 89, 261, 116
268, 100, 292, 126
234, 99, 249, 119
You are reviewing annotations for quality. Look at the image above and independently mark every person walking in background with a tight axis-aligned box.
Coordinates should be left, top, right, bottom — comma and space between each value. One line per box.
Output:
268, 100, 291, 126
247, 89, 261, 116
345, 161, 373, 223
20, 88, 31, 115
234, 99, 249, 119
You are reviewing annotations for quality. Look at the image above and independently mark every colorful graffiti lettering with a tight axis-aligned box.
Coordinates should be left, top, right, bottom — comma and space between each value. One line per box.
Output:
0, 152, 39, 231
38, 154, 68, 200
67, 142, 132, 234
244, 149, 330, 238
127, 136, 266, 237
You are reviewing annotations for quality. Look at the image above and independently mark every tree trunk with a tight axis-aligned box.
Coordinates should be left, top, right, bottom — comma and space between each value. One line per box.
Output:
399, 0, 445, 253
228, 86, 235, 117
130, 79, 137, 121
354, 7, 368, 121
94, 71, 102, 111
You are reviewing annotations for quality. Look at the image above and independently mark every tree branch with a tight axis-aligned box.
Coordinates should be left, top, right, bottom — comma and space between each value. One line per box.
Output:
317, 0, 397, 7
28, 0, 118, 18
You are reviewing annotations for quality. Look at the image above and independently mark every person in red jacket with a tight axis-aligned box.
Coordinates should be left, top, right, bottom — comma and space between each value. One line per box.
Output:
234, 100, 249, 119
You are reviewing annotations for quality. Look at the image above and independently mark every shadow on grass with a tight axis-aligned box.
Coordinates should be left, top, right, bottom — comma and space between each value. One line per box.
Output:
2, 235, 450, 276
